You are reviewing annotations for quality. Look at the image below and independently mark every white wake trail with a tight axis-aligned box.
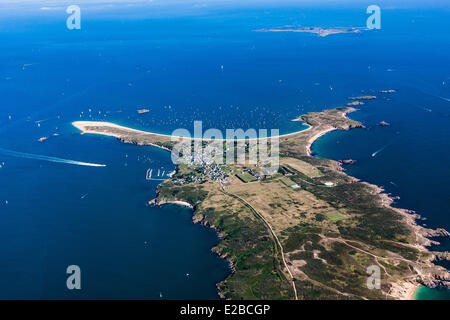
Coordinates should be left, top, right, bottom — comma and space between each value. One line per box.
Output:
371, 143, 391, 158
0, 148, 106, 167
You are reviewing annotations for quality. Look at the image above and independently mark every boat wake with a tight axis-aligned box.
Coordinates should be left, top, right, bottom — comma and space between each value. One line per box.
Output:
371, 143, 391, 158
0, 148, 106, 167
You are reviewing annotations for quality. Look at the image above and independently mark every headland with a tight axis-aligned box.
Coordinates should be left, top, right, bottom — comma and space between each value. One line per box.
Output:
73, 107, 449, 300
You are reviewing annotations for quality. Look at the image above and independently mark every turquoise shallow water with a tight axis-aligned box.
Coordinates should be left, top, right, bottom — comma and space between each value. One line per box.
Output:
414, 286, 450, 300
0, 3, 449, 298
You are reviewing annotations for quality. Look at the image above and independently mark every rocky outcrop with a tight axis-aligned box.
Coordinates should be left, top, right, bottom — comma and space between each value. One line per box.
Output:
433, 252, 450, 261
423, 228, 450, 238
346, 101, 364, 106
339, 159, 357, 165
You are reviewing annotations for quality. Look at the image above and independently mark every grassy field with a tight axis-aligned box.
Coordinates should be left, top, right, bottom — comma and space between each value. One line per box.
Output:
280, 158, 323, 178
235, 172, 258, 183
326, 213, 348, 222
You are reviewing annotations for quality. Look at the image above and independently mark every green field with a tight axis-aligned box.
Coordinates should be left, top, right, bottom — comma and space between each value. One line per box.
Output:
326, 213, 347, 222
236, 172, 258, 183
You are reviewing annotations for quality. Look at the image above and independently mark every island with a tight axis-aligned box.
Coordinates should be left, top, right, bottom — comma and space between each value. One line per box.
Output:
348, 95, 376, 100
73, 107, 449, 300
254, 26, 368, 37
346, 101, 364, 106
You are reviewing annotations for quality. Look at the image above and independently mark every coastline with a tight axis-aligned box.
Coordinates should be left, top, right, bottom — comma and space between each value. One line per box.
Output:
72, 121, 173, 152
308, 113, 450, 299
299, 107, 364, 156
72, 121, 311, 143
407, 286, 420, 300
148, 198, 194, 209
74, 107, 449, 299
389, 281, 420, 300
305, 127, 335, 156
71, 110, 340, 159
148, 193, 234, 297
254, 27, 367, 37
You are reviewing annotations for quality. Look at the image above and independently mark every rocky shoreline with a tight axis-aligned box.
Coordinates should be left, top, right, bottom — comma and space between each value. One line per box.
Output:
365, 182, 450, 296
149, 190, 235, 299
151, 108, 449, 299
74, 108, 449, 299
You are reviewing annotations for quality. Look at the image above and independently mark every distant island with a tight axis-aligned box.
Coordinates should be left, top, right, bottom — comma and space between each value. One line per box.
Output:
345, 95, 377, 106
254, 26, 368, 37
346, 101, 365, 106
73, 106, 449, 300
137, 109, 150, 114
348, 95, 377, 100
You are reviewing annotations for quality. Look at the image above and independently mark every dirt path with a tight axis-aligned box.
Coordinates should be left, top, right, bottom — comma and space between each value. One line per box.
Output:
220, 185, 366, 299
220, 184, 299, 300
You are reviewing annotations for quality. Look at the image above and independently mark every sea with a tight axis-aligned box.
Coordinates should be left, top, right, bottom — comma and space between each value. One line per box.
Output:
0, 1, 448, 299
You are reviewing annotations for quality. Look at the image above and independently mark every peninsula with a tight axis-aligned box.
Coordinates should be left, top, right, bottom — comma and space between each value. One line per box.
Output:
254, 27, 368, 37
73, 107, 449, 300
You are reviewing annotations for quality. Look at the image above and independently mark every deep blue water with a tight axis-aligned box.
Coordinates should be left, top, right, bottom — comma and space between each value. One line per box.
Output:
0, 3, 449, 298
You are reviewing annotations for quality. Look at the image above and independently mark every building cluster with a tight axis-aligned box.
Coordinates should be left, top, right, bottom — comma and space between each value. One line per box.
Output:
173, 163, 230, 184
172, 145, 230, 184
